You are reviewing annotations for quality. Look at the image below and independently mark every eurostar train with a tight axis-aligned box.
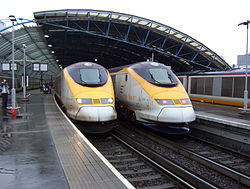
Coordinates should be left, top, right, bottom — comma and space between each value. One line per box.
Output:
110, 61, 196, 134
177, 69, 250, 107
55, 62, 117, 133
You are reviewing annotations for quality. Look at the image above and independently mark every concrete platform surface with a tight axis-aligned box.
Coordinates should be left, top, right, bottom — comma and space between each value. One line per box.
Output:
0, 90, 134, 189
192, 101, 250, 129
0, 90, 69, 189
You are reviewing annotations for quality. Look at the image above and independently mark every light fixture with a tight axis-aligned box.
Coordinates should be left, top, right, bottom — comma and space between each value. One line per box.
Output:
238, 20, 250, 112
9, 15, 17, 109
9, 15, 16, 22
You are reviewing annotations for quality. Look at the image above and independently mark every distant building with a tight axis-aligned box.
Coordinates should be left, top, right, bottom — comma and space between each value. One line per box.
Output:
237, 54, 250, 68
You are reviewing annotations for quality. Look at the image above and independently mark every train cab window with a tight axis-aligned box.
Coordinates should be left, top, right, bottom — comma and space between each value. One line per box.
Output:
125, 74, 128, 81
149, 69, 172, 84
80, 69, 100, 83
131, 63, 178, 87
67, 62, 108, 87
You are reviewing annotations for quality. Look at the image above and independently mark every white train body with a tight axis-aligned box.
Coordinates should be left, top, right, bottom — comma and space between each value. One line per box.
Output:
110, 62, 195, 134
55, 62, 117, 133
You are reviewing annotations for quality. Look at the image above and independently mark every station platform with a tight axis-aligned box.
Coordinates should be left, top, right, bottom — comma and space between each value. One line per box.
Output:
191, 101, 250, 145
0, 90, 134, 189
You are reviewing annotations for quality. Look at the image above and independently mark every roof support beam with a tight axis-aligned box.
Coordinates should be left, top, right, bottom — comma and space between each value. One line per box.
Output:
87, 12, 90, 31
142, 22, 152, 45
33, 9, 231, 71
38, 21, 215, 70
106, 14, 112, 36
161, 36, 168, 49
125, 17, 133, 41
176, 37, 188, 56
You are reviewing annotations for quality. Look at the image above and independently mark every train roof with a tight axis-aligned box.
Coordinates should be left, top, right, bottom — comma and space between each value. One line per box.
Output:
109, 61, 171, 73
65, 62, 106, 70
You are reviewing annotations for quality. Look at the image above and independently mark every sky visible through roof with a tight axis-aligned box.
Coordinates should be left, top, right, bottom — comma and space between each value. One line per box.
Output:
1, 0, 249, 66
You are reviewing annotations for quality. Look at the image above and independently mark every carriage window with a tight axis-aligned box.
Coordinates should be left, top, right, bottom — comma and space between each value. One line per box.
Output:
233, 77, 244, 98
205, 77, 213, 95
190, 78, 197, 94
196, 78, 205, 94
222, 77, 233, 97
80, 69, 100, 83
190, 78, 205, 94
178, 77, 183, 83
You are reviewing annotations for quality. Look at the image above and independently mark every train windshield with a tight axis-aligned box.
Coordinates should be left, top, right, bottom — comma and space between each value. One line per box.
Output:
131, 62, 178, 87
149, 69, 173, 84
67, 62, 108, 87
80, 69, 101, 83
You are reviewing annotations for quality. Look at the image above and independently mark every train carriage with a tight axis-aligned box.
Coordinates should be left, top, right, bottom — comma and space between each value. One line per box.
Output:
55, 62, 117, 133
110, 61, 196, 134
177, 69, 250, 107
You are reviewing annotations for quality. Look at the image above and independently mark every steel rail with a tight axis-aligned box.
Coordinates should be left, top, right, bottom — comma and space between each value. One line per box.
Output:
133, 128, 250, 187
112, 129, 218, 189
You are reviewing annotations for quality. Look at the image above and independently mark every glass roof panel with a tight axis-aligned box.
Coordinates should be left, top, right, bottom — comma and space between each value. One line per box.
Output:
55, 11, 67, 17
151, 23, 158, 28
157, 26, 166, 31
169, 30, 177, 35
186, 38, 193, 43
138, 20, 150, 25
204, 51, 213, 56
75, 12, 88, 17
190, 42, 200, 47
175, 33, 185, 39
99, 13, 109, 18
118, 15, 130, 21
200, 47, 207, 51
90, 12, 99, 17
111, 14, 119, 19
131, 18, 139, 23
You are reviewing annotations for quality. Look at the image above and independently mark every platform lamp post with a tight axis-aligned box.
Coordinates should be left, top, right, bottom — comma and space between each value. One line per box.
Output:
238, 20, 250, 112
9, 15, 17, 109
22, 44, 28, 101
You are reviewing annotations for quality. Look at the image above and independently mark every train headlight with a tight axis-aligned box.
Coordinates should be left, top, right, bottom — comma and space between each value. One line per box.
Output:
155, 99, 174, 105
180, 98, 191, 105
76, 98, 92, 104
101, 98, 113, 104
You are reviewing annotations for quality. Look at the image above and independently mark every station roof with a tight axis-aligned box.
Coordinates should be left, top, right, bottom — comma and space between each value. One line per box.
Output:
34, 9, 231, 72
0, 21, 60, 80
0, 9, 231, 81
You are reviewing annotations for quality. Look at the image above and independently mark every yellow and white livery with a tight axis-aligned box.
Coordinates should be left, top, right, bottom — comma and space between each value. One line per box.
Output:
110, 61, 195, 134
55, 62, 117, 133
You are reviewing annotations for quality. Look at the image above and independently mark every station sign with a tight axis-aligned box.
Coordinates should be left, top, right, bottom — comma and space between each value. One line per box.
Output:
32, 63, 48, 71
40, 63, 48, 71
1, 63, 18, 71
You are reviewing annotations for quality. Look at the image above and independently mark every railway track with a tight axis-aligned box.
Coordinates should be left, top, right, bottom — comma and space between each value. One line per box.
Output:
110, 124, 250, 189
88, 134, 192, 189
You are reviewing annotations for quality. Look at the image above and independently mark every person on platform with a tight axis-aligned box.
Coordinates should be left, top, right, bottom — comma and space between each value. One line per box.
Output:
1, 79, 9, 108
